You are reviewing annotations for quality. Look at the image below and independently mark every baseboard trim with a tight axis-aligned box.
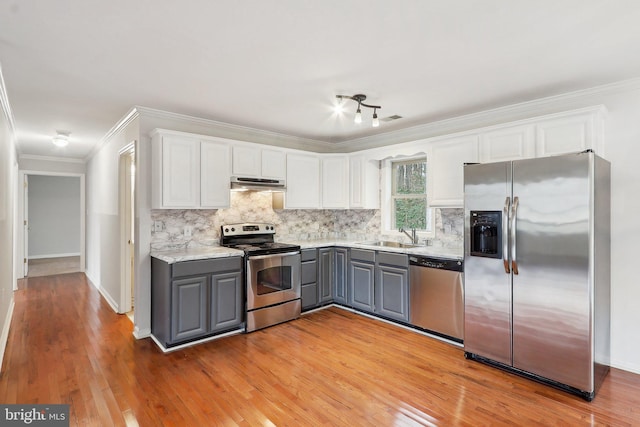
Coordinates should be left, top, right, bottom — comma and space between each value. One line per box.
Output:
28, 253, 81, 260
133, 327, 151, 339
150, 328, 244, 353
0, 297, 15, 374
84, 272, 120, 314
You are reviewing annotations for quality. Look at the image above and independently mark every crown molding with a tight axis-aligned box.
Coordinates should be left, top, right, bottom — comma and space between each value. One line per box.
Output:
84, 107, 141, 162
135, 106, 335, 152
19, 154, 86, 164
337, 76, 640, 153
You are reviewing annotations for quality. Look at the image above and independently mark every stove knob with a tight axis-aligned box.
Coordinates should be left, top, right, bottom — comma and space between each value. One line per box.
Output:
231, 227, 235, 232
224, 228, 229, 233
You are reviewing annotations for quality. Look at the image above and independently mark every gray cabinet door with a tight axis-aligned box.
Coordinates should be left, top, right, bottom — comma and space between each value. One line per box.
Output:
318, 248, 334, 303
301, 250, 319, 310
334, 248, 348, 304
210, 270, 243, 332
375, 264, 409, 322
171, 276, 208, 342
349, 260, 375, 312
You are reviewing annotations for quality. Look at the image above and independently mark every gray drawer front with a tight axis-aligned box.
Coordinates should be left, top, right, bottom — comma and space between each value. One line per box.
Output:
301, 261, 317, 284
350, 248, 375, 263
172, 257, 242, 278
301, 249, 317, 262
377, 251, 408, 267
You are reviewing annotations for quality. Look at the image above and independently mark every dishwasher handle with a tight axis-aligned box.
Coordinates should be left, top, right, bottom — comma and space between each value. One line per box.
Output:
409, 256, 463, 272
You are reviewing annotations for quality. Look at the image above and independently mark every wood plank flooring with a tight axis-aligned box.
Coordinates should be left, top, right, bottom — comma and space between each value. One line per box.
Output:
1, 272, 640, 426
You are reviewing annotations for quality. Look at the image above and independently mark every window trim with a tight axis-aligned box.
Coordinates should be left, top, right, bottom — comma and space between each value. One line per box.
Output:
381, 156, 435, 239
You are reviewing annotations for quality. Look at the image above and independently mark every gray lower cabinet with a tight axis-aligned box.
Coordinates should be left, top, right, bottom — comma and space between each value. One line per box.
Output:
375, 252, 409, 322
334, 248, 348, 304
300, 249, 318, 310
171, 275, 208, 342
210, 270, 243, 332
152, 256, 243, 347
348, 249, 376, 312
318, 248, 334, 303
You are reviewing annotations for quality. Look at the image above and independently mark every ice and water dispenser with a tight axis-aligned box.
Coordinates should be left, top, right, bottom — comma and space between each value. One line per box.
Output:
469, 211, 502, 259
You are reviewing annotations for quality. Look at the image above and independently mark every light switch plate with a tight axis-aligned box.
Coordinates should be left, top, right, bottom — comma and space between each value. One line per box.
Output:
184, 226, 193, 237
153, 221, 163, 232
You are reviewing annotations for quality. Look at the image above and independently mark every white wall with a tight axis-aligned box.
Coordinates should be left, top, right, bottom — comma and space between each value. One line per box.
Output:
19, 156, 86, 175
85, 115, 141, 323
27, 175, 81, 258
0, 70, 17, 373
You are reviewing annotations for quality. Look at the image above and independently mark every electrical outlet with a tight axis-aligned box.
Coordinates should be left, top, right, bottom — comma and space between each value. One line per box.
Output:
184, 226, 193, 237
153, 221, 163, 232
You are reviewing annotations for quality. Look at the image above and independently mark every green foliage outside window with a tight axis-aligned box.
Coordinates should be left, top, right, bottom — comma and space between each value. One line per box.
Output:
392, 159, 429, 230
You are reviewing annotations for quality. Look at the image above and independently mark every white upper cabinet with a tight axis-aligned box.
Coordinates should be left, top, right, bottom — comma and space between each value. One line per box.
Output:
159, 134, 200, 208
285, 153, 320, 209
479, 124, 535, 163
427, 135, 479, 207
261, 149, 287, 179
232, 145, 286, 180
349, 155, 379, 209
201, 141, 231, 208
321, 155, 349, 209
152, 130, 231, 209
535, 108, 604, 158
231, 145, 260, 177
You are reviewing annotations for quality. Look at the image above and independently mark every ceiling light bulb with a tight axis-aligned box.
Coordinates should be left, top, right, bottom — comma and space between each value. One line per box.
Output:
52, 133, 69, 147
372, 111, 379, 127
354, 107, 362, 124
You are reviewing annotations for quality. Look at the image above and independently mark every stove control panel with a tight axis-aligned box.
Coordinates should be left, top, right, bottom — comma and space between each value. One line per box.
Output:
221, 223, 276, 237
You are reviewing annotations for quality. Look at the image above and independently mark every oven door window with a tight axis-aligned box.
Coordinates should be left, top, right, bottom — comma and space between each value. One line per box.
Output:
257, 265, 293, 295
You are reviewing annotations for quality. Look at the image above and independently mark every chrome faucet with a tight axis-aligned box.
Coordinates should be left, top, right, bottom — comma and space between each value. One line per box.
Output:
399, 227, 418, 244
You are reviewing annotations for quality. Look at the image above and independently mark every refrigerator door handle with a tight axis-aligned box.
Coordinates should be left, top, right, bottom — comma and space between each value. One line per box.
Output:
511, 196, 519, 275
503, 196, 511, 274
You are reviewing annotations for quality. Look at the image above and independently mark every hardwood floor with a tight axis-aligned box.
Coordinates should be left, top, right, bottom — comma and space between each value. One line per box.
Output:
2, 273, 639, 426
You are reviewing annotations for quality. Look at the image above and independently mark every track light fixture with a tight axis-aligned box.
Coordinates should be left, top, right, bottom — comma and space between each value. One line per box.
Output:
336, 94, 381, 127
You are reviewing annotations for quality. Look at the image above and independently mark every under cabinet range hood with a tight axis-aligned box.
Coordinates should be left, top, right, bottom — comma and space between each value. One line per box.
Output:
230, 176, 286, 192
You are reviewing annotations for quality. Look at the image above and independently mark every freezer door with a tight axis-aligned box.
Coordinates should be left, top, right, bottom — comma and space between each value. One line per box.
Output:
511, 153, 593, 392
463, 161, 512, 365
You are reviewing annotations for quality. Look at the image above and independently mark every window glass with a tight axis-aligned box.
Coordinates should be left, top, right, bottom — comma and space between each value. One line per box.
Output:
391, 158, 432, 232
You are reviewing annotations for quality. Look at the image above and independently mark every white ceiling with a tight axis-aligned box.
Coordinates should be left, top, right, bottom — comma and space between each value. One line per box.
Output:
3, 1, 640, 160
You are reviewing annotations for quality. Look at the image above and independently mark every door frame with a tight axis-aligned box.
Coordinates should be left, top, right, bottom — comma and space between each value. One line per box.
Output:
18, 170, 86, 280
119, 142, 136, 314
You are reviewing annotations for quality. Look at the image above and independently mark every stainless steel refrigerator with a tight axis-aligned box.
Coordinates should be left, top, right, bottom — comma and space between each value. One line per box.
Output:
463, 150, 610, 401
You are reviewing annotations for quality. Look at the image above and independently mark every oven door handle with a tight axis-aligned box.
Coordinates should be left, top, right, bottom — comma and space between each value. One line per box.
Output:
248, 251, 301, 261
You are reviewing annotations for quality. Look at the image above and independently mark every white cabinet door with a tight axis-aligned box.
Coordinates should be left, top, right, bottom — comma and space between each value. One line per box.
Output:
322, 156, 349, 209
286, 153, 320, 209
535, 113, 597, 158
232, 145, 260, 177
479, 125, 535, 163
349, 155, 379, 209
428, 135, 479, 207
261, 149, 286, 179
161, 135, 200, 208
201, 141, 231, 208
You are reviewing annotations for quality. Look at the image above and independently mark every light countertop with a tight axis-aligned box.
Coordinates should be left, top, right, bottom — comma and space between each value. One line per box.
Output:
151, 239, 462, 264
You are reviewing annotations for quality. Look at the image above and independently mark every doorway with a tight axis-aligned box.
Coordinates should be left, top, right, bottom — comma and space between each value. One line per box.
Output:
119, 143, 136, 319
20, 171, 86, 279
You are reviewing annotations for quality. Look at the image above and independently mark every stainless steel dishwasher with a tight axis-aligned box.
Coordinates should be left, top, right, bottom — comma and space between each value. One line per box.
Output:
409, 255, 464, 342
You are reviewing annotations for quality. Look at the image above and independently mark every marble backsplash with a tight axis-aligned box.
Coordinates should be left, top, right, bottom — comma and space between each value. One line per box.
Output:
151, 191, 463, 251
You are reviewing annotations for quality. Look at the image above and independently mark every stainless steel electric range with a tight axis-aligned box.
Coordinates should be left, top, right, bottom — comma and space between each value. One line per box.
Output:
220, 223, 301, 332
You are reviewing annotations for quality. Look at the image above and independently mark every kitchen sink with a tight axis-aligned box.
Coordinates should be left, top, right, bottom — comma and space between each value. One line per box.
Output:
358, 240, 419, 249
